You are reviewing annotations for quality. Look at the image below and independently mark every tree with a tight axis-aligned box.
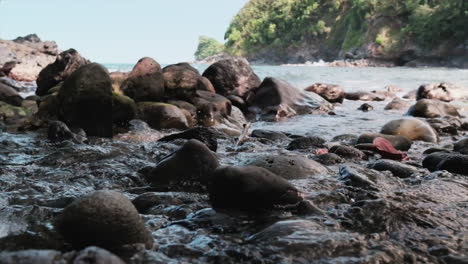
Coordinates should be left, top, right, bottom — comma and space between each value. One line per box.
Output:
194, 36, 224, 60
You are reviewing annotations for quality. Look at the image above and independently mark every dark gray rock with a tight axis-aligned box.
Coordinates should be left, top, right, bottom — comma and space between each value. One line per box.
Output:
454, 138, 468, 155
251, 129, 288, 141
329, 145, 366, 160
287, 136, 326, 150
407, 99, 460, 118
423, 153, 468, 175
369, 159, 418, 178
158, 127, 222, 151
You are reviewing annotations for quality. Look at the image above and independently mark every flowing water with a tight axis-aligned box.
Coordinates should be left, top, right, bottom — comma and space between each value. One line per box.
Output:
1, 64, 468, 263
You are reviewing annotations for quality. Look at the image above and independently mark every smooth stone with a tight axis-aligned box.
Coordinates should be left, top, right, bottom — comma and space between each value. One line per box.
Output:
369, 159, 418, 178
357, 132, 412, 151
287, 136, 326, 150
380, 119, 439, 143
423, 153, 468, 175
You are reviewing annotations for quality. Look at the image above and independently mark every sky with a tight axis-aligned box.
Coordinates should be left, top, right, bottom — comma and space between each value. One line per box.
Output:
0, 0, 247, 64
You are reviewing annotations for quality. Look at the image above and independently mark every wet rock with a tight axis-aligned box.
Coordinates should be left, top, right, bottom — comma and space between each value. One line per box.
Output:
66, 247, 126, 264
416, 82, 468, 102
369, 159, 418, 178
250, 129, 288, 141
36, 49, 90, 96
47, 120, 78, 142
329, 145, 366, 160
304, 83, 345, 103
423, 147, 451, 155
426, 117, 463, 136
357, 103, 373, 112
331, 134, 358, 144
112, 92, 137, 127
344, 92, 385, 101
143, 139, 219, 189
251, 77, 333, 120
55, 190, 153, 251
0, 82, 23, 106
121, 57, 164, 102
202, 56, 261, 97
159, 127, 222, 151
189, 90, 231, 127
0, 250, 62, 264
163, 68, 214, 100
311, 153, 345, 165
381, 119, 439, 143
357, 132, 412, 151
339, 165, 378, 191
287, 136, 326, 150
57, 63, 113, 137
136, 102, 189, 130
243, 154, 328, 179
207, 166, 302, 210
454, 138, 468, 155
408, 99, 460, 118
423, 153, 468, 175
163, 62, 199, 74
385, 98, 412, 111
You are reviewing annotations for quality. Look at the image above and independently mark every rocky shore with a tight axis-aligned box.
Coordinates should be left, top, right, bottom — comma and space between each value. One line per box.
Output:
0, 41, 468, 263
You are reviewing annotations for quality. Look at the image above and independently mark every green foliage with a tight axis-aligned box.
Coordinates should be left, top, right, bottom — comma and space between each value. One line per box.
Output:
194, 36, 224, 60
225, 0, 468, 56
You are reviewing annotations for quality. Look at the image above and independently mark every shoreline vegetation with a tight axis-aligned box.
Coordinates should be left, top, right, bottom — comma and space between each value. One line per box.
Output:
195, 0, 468, 68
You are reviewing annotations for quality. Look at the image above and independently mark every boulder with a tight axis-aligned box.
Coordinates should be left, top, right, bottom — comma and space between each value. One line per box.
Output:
121, 57, 164, 102
385, 98, 412, 111
162, 62, 199, 74
13, 34, 59, 56
36, 49, 90, 96
202, 56, 261, 97
454, 138, 468, 155
57, 63, 113, 137
287, 136, 326, 150
47, 120, 84, 142
243, 155, 328, 179
407, 99, 460, 118
403, 89, 418, 99
416, 83, 468, 102
158, 127, 222, 151
357, 133, 412, 151
112, 92, 137, 126
54, 190, 153, 250
369, 159, 418, 178
189, 90, 232, 127
304, 83, 345, 103
250, 77, 333, 121
423, 153, 468, 175
0, 82, 23, 106
207, 166, 302, 210
381, 119, 439, 143
344, 92, 385, 101
163, 69, 215, 100
143, 139, 219, 188
250, 129, 288, 141
136, 102, 188, 130
329, 145, 366, 160
167, 100, 197, 126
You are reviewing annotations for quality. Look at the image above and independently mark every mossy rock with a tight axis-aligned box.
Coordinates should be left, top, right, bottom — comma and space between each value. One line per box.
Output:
112, 92, 136, 126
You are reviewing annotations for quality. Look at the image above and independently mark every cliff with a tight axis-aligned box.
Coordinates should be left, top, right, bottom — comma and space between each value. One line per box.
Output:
224, 0, 468, 67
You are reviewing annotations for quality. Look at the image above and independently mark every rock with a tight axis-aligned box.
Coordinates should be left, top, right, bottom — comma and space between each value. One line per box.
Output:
304, 83, 345, 103
329, 145, 366, 160
57, 63, 113, 137
381, 119, 439, 143
243, 155, 328, 179
357, 103, 373, 112
369, 159, 418, 178
162, 62, 199, 74
0, 250, 62, 264
136, 102, 188, 130
207, 166, 302, 210
403, 89, 418, 99
47, 120, 74, 141
454, 138, 468, 155
311, 153, 345, 165
0, 82, 22, 106
339, 165, 378, 190
287, 136, 326, 150
423, 153, 468, 175
109, 71, 129, 93
54, 190, 153, 250
36, 49, 90, 96
416, 83, 468, 102
143, 139, 219, 188
385, 85, 403, 92
385, 98, 412, 111
344, 92, 385, 101
189, 90, 232, 127
163, 68, 215, 100
112, 92, 137, 127
159, 127, 222, 151
250, 129, 288, 141
202, 56, 261, 97
120, 57, 164, 102
13, 34, 59, 56
426, 117, 463, 136
357, 132, 412, 151
332, 134, 358, 144
251, 77, 333, 121
0, 61, 16, 77
407, 99, 460, 118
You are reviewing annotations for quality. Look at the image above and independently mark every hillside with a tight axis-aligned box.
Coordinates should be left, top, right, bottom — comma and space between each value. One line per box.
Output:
224, 0, 468, 67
